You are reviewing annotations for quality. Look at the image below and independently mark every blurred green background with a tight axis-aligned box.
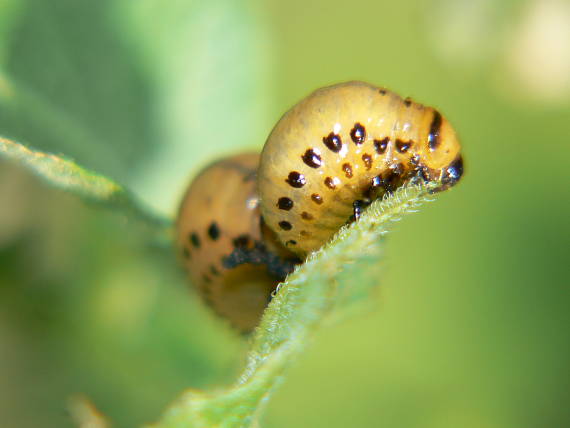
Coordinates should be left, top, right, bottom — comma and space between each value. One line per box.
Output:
1, 0, 569, 427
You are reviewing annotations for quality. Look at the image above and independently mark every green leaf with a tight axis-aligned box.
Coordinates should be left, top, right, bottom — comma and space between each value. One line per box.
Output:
0, 1, 155, 181
0, 136, 171, 235
114, 0, 275, 214
150, 180, 439, 428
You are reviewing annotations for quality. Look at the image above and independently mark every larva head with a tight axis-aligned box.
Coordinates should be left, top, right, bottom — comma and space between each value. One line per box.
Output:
258, 81, 464, 257
176, 153, 298, 332
414, 107, 463, 190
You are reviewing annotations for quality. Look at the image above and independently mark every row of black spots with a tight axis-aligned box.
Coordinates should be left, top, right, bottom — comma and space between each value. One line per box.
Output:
188, 221, 221, 250
373, 137, 414, 156
322, 122, 367, 154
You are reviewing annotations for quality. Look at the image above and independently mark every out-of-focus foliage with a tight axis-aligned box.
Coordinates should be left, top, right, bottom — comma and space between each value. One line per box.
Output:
0, 137, 168, 234
0, 0, 569, 427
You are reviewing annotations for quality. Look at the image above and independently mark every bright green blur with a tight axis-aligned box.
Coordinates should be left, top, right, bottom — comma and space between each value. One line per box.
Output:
0, 0, 568, 427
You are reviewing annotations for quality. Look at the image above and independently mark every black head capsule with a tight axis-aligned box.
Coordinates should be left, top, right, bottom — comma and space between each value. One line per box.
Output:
436, 155, 464, 191
441, 155, 463, 185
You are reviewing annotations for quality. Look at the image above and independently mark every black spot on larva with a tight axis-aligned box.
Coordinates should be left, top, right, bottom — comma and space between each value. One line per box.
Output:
286, 171, 306, 188
286, 240, 297, 246
395, 139, 411, 153
350, 123, 366, 144
301, 211, 314, 221
311, 193, 323, 204
277, 197, 293, 210
300, 230, 312, 237
279, 221, 292, 231
342, 163, 353, 178
379, 89, 387, 95
182, 247, 191, 259
323, 132, 342, 152
207, 222, 220, 240
324, 177, 337, 190
374, 137, 389, 154
362, 153, 372, 170
202, 274, 211, 284
190, 232, 200, 248
428, 110, 442, 151
302, 149, 322, 168
210, 265, 220, 276
404, 98, 412, 107
233, 235, 253, 248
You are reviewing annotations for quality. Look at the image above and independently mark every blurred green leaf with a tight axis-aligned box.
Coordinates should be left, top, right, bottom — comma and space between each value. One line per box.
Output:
0, 136, 170, 235
114, 0, 275, 214
0, 0, 155, 180
0, 0, 23, 65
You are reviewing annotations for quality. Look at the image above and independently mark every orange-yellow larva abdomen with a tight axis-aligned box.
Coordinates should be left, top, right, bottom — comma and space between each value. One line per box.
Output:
176, 153, 297, 332
258, 81, 463, 257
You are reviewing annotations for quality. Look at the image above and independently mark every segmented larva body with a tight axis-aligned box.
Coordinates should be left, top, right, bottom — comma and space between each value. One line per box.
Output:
177, 81, 464, 331
176, 153, 299, 331
258, 81, 463, 256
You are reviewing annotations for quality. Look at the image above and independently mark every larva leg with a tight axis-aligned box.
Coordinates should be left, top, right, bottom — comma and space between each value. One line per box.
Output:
352, 199, 371, 221
222, 241, 300, 280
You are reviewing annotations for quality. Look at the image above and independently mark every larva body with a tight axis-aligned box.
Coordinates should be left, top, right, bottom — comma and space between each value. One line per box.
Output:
258, 81, 463, 256
176, 153, 299, 331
